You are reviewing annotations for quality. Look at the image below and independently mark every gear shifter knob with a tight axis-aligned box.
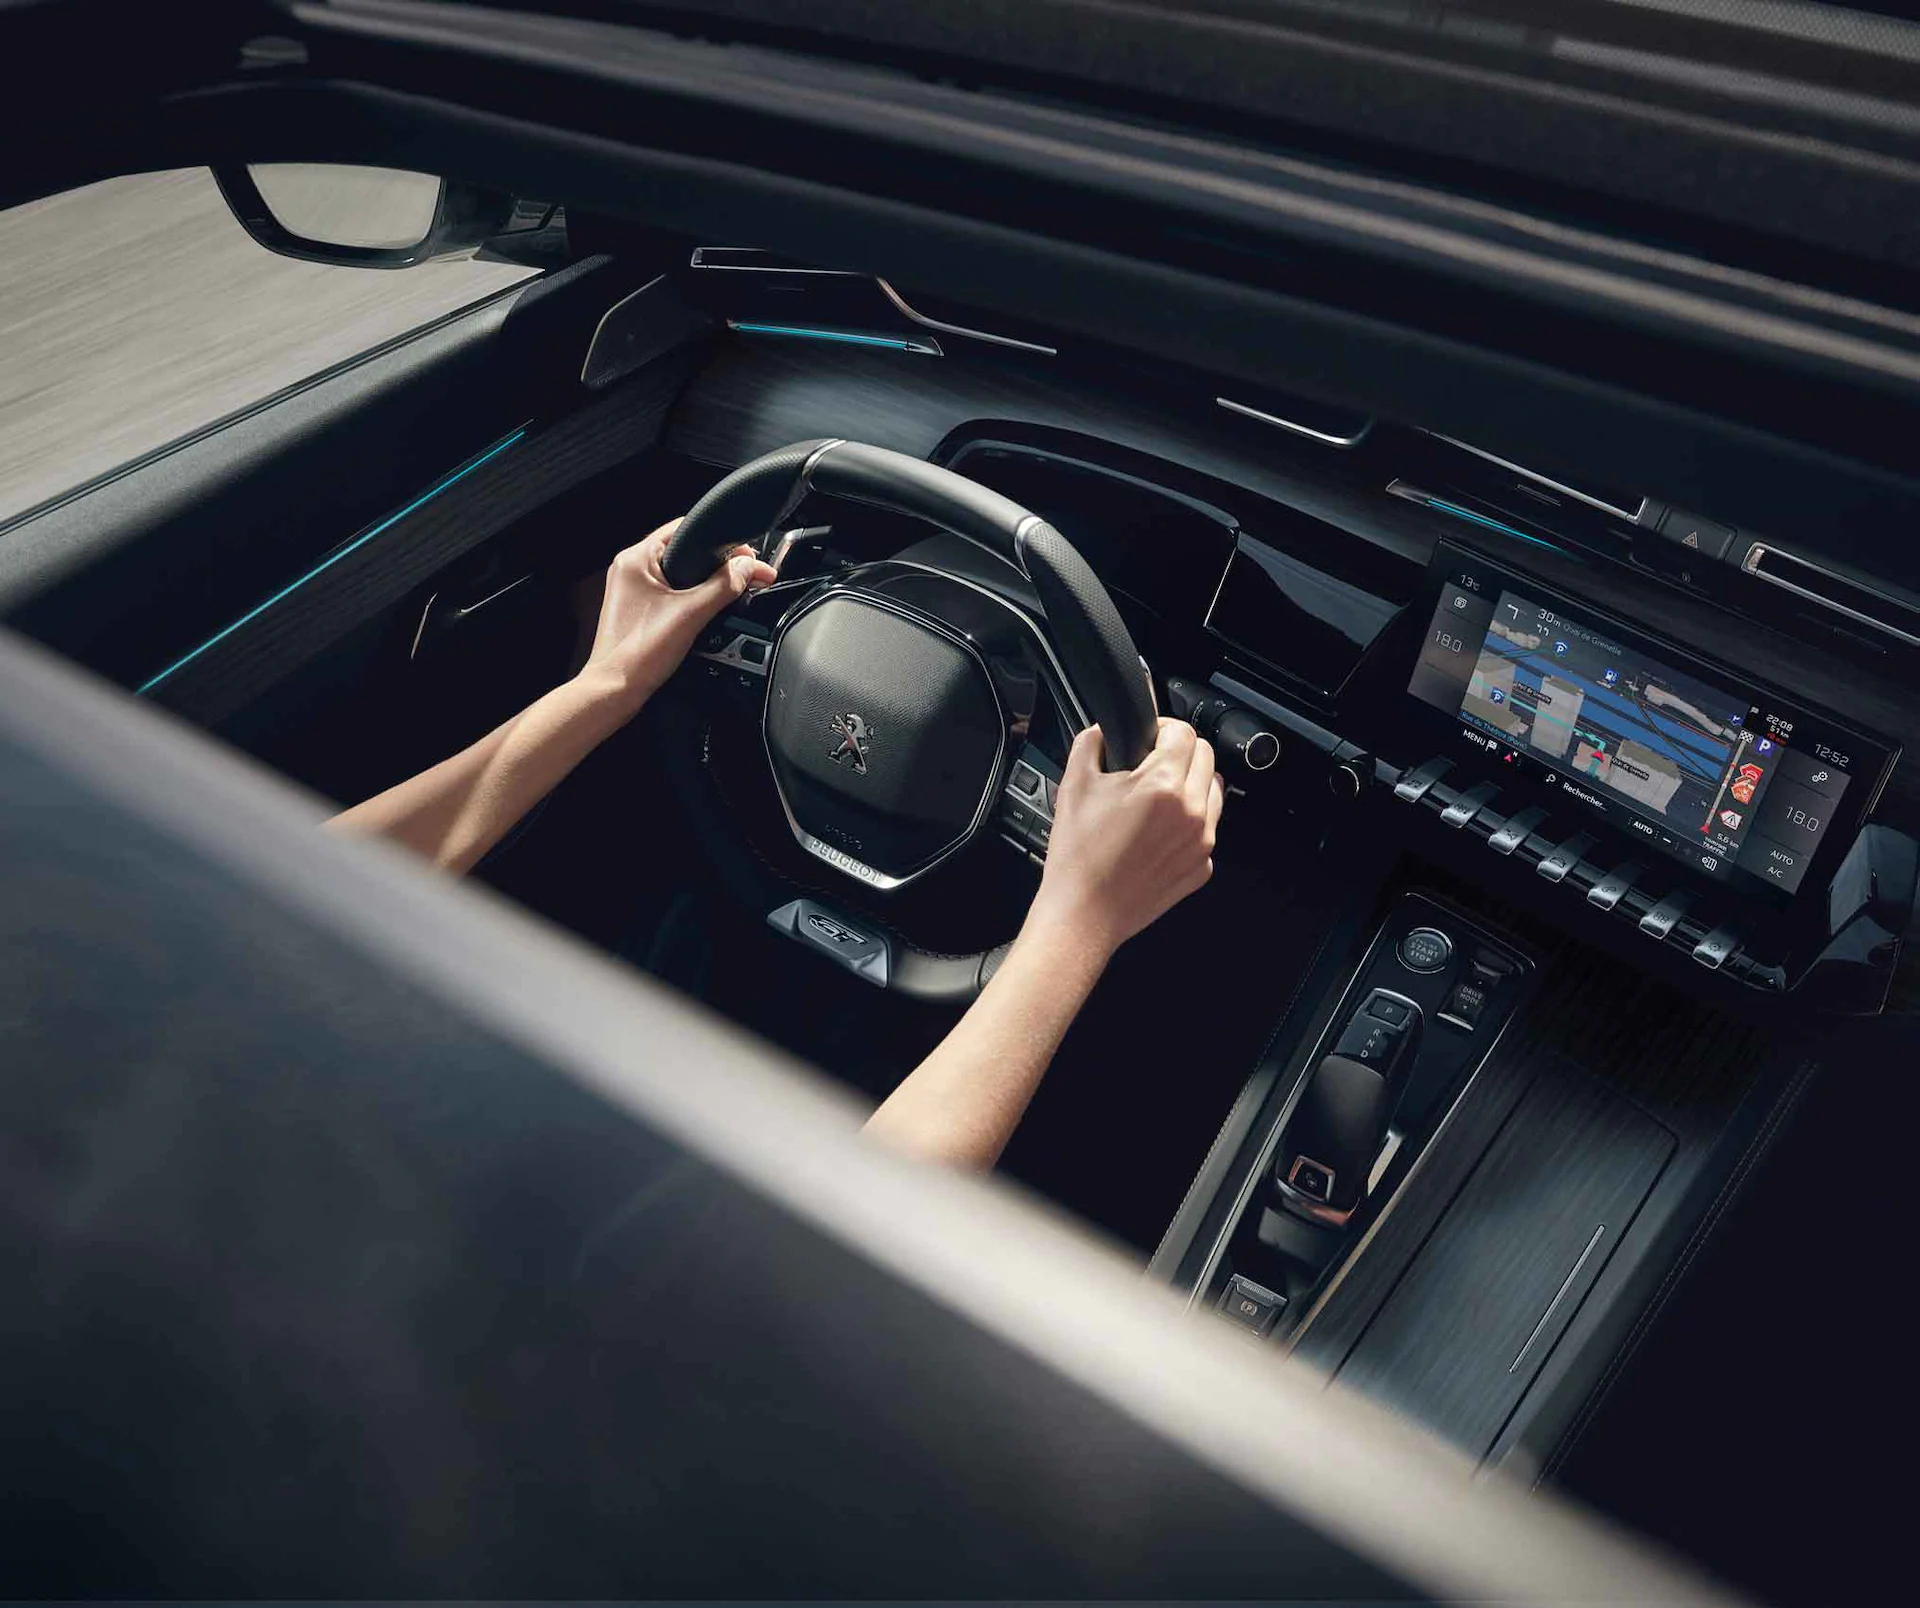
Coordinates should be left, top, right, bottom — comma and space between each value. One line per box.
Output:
1275, 1054, 1394, 1221
1273, 988, 1420, 1223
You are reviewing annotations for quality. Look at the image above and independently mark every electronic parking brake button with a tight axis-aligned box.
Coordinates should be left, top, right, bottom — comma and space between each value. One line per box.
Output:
1218, 1274, 1287, 1338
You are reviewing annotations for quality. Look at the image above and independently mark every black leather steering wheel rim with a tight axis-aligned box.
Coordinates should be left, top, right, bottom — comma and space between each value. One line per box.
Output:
661, 439, 1158, 771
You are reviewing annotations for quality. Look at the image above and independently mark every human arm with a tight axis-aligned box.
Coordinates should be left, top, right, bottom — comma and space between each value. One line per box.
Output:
327, 520, 775, 872
863, 717, 1225, 1169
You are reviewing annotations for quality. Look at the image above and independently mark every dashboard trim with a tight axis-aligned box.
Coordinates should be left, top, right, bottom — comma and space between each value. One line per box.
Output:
1426, 432, 1646, 526
1216, 395, 1371, 450
877, 279, 1060, 356
1740, 541, 1920, 650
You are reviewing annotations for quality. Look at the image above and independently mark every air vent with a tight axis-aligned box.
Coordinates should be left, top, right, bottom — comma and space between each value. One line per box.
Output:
1740, 544, 1920, 648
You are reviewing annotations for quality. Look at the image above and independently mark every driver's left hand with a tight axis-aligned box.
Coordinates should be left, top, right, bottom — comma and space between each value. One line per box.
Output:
580, 518, 779, 716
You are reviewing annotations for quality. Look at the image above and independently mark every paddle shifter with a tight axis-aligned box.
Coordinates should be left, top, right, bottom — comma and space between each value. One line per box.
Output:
1273, 989, 1422, 1225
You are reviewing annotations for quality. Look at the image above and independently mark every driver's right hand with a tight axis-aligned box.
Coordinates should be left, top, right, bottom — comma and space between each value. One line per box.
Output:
1028, 717, 1225, 956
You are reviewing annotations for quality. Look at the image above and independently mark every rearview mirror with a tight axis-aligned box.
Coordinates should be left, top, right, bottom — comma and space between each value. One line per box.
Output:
212, 163, 555, 269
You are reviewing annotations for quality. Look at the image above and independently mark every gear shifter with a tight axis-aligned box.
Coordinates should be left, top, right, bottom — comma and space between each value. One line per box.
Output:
1274, 990, 1420, 1224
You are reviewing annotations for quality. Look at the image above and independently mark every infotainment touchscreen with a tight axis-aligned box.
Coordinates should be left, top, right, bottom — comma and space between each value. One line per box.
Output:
1407, 553, 1888, 900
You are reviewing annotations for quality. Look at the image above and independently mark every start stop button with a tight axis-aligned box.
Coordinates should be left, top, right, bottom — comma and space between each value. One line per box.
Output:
1398, 927, 1455, 974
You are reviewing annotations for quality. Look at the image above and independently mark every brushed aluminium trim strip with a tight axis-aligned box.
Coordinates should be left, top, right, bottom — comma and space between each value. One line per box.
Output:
1741, 541, 1920, 648
1427, 432, 1646, 524
689, 246, 862, 275
1216, 395, 1372, 449
876, 279, 1059, 355
1510, 1223, 1607, 1375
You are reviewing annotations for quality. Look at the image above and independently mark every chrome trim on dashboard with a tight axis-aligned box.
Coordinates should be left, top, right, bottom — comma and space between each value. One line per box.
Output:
1216, 396, 1372, 449
1740, 541, 1920, 648
760, 584, 1008, 892
875, 279, 1060, 355
690, 246, 862, 275
1426, 432, 1646, 524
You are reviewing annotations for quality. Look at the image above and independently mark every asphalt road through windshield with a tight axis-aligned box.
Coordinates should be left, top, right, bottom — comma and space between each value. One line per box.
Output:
0, 168, 537, 526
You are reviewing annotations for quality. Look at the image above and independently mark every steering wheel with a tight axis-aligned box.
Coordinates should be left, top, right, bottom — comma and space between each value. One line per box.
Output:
659, 439, 1159, 999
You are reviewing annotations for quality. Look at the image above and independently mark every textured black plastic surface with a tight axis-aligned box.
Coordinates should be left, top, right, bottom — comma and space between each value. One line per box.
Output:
658, 435, 836, 587
765, 593, 1004, 880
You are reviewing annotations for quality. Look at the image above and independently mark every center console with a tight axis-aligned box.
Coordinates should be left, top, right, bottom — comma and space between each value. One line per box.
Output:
1192, 895, 1534, 1349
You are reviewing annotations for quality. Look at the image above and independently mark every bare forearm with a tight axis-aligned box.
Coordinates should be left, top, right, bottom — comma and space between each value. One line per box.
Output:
327, 668, 637, 873
864, 910, 1114, 1169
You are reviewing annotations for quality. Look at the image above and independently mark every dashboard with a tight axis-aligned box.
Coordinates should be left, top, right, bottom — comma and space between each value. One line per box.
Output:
666, 262, 1920, 1005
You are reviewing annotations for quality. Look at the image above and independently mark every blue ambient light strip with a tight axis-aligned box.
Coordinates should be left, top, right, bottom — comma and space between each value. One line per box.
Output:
1424, 497, 1561, 553
728, 321, 932, 352
137, 427, 527, 696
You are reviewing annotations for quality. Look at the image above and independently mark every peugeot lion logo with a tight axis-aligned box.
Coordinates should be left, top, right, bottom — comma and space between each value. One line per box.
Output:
827, 712, 874, 775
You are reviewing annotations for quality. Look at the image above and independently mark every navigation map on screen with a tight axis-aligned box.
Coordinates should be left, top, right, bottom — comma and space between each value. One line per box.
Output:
1408, 566, 1861, 897
1459, 590, 1747, 836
